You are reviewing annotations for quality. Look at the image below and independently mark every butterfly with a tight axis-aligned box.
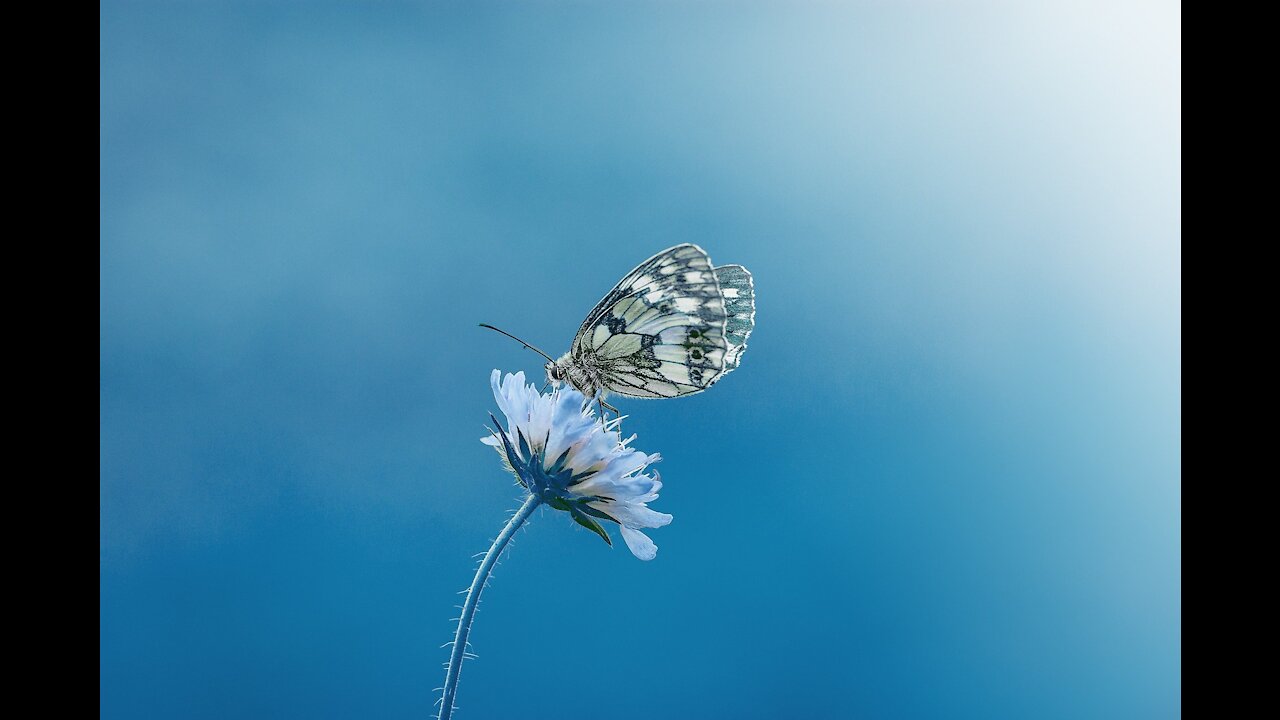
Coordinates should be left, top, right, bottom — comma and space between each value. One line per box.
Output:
482, 244, 755, 416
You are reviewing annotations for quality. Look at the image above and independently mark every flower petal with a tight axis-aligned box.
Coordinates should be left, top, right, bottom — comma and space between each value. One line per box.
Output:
591, 500, 673, 530
619, 526, 659, 561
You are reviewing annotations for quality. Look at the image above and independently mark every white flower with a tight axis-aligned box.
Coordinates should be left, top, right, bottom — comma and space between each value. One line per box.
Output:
481, 369, 672, 561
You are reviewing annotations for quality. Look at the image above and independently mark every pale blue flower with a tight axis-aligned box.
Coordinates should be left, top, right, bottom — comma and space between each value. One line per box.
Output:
439, 371, 675, 719
481, 369, 672, 560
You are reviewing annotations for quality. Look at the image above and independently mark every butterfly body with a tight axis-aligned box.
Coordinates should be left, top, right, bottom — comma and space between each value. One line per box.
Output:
546, 350, 609, 399
544, 244, 755, 402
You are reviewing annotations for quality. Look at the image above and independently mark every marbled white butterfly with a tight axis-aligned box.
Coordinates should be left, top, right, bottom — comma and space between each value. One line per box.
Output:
482, 244, 755, 416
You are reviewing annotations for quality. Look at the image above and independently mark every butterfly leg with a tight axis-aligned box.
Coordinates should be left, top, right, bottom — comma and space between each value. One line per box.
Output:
600, 399, 622, 430
584, 396, 615, 427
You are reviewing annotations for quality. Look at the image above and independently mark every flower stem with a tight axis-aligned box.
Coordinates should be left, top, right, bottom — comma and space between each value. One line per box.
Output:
439, 493, 541, 720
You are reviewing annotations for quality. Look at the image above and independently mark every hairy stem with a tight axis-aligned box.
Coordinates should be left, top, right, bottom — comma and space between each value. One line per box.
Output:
439, 493, 541, 720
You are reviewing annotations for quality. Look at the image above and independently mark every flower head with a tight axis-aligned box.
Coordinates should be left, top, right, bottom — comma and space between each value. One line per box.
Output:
482, 369, 672, 560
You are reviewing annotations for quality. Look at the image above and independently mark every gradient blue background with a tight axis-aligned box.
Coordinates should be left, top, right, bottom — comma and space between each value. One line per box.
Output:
101, 2, 1181, 718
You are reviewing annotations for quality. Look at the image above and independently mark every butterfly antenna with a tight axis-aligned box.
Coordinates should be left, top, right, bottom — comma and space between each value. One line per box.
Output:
478, 324, 556, 363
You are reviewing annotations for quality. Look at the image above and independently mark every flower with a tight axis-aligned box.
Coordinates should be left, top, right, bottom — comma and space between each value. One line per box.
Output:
481, 369, 672, 561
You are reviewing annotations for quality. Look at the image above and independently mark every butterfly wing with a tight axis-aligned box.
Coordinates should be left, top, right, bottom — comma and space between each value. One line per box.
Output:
712, 264, 755, 375
571, 244, 740, 399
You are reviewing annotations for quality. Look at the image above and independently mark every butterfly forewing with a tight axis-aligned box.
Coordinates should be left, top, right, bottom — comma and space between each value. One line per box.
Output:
571, 244, 732, 398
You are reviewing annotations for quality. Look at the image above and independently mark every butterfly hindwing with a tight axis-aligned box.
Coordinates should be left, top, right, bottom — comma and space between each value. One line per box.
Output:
572, 244, 730, 398
710, 264, 754, 378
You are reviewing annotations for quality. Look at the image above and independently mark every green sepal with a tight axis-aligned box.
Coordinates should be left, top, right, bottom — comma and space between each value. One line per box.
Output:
547, 447, 573, 476
544, 495, 614, 546
578, 503, 618, 523
568, 505, 612, 546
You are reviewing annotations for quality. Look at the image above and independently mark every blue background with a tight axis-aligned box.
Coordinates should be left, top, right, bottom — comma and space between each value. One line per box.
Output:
101, 2, 1180, 718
